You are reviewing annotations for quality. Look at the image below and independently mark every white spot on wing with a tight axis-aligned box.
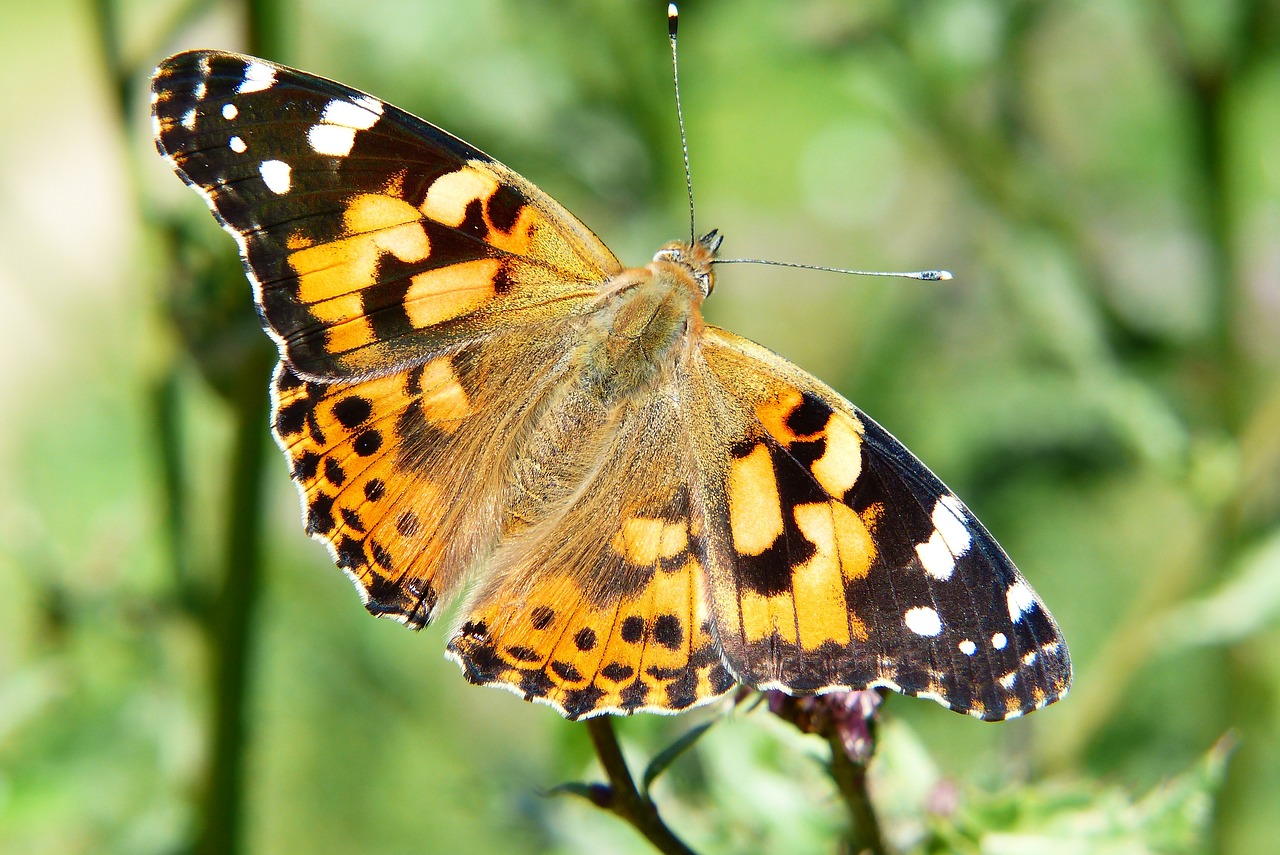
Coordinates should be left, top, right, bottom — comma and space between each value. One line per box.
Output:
992, 632, 1007, 650
998, 670, 1018, 690
933, 495, 972, 556
259, 160, 292, 194
229, 135, 247, 153
308, 123, 357, 157
222, 103, 238, 120
194, 82, 207, 100
958, 639, 976, 656
916, 531, 955, 580
237, 60, 276, 94
354, 95, 384, 115
181, 108, 197, 130
1022, 650, 1037, 666
320, 98, 383, 130
904, 606, 943, 637
1006, 581, 1036, 623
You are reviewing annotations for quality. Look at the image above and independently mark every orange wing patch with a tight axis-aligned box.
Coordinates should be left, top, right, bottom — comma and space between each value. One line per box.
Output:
445, 385, 739, 718
270, 353, 494, 626
695, 328, 890, 690
275, 159, 613, 377
448, 548, 733, 719
714, 397, 880, 655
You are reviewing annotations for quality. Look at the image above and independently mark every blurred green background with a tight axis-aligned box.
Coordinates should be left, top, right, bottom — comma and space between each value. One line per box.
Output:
2, 0, 1278, 853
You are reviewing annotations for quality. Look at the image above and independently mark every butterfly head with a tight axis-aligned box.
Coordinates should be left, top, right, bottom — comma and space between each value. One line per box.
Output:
652, 229, 722, 298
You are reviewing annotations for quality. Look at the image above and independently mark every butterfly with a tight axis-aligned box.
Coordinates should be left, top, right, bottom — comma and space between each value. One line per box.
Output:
150, 47, 1071, 722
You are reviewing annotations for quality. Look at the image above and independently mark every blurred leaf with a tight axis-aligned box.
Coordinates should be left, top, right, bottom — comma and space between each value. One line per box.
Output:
1158, 527, 1280, 649
929, 735, 1232, 855
640, 721, 715, 800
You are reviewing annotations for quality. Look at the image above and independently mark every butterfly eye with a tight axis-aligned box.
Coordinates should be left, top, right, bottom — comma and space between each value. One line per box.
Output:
696, 271, 713, 296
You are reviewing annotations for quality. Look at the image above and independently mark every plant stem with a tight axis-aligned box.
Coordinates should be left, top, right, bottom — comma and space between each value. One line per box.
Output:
584, 717, 699, 855
193, 354, 273, 855
825, 728, 888, 855
187, 1, 284, 851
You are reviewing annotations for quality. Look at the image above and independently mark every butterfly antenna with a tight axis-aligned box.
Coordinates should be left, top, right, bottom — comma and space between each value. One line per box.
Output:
716, 257, 954, 281
667, 4, 948, 282
668, 3, 696, 246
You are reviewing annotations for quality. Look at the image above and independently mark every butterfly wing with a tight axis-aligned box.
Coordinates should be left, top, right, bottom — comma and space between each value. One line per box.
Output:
151, 50, 620, 380
152, 50, 625, 627
443, 324, 1071, 722
445, 370, 736, 719
152, 49, 1070, 722
695, 327, 1071, 721
269, 320, 591, 627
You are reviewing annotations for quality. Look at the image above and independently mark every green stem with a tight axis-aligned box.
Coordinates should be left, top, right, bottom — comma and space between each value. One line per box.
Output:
584, 718, 699, 855
151, 369, 197, 612
193, 353, 273, 855
187, 1, 285, 852
825, 727, 888, 855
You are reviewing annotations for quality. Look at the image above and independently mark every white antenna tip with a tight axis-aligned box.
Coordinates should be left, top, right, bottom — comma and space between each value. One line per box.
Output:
933, 270, 953, 281
668, 3, 678, 18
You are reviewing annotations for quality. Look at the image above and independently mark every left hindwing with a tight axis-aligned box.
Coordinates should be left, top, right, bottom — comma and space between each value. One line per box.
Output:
696, 328, 1071, 720
151, 50, 620, 380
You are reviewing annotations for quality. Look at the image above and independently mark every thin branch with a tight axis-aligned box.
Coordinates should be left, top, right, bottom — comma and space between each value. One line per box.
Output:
824, 727, 888, 855
188, 1, 285, 852
193, 352, 274, 855
583, 717, 699, 855
768, 693, 888, 855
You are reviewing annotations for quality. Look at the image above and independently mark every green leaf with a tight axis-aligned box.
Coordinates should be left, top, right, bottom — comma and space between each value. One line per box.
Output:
931, 736, 1233, 855
1159, 526, 1280, 649
640, 721, 715, 800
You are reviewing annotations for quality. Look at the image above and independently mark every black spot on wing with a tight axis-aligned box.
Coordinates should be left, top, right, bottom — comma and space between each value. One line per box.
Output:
734, 436, 826, 597
486, 182, 524, 234
574, 628, 598, 651
562, 684, 605, 719
396, 511, 420, 538
369, 540, 393, 570
619, 680, 649, 710
652, 615, 683, 650
353, 429, 382, 456
294, 451, 321, 481
785, 391, 833, 437
550, 661, 582, 682
332, 395, 372, 429
531, 607, 555, 630
506, 646, 541, 663
339, 507, 365, 533
519, 668, 555, 699
307, 493, 336, 534
600, 663, 634, 682
620, 616, 645, 643
275, 398, 310, 436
